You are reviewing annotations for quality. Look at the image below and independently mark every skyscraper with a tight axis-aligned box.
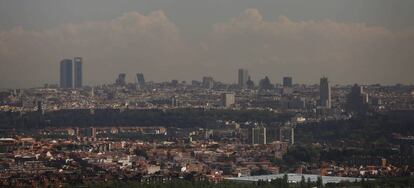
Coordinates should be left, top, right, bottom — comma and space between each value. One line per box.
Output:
346, 84, 369, 113
202, 76, 214, 89
116, 73, 126, 86
136, 73, 146, 89
238, 69, 249, 89
282, 77, 293, 96
319, 77, 331, 108
283, 77, 293, 87
60, 59, 73, 89
74, 57, 83, 88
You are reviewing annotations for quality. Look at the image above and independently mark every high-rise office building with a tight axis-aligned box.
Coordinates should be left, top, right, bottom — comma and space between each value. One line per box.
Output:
74, 57, 83, 88
319, 77, 331, 108
222, 93, 235, 108
238, 69, 249, 88
202, 76, 214, 89
283, 77, 293, 87
60, 59, 73, 89
136, 73, 146, 88
249, 126, 267, 145
346, 84, 369, 113
116, 73, 126, 86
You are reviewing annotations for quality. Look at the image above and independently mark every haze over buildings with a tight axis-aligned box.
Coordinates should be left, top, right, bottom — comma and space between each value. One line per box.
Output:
283, 77, 293, 88
2, 1, 414, 187
1, 0, 414, 88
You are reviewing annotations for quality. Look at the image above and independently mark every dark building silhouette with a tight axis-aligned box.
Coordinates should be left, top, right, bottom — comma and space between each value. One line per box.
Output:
202, 76, 214, 89
74, 57, 83, 88
136, 73, 146, 89
191, 80, 201, 87
259, 76, 273, 90
116, 73, 126, 86
319, 77, 331, 108
283, 77, 293, 87
60, 59, 73, 89
238, 69, 249, 89
246, 76, 255, 89
346, 84, 369, 114
171, 79, 179, 87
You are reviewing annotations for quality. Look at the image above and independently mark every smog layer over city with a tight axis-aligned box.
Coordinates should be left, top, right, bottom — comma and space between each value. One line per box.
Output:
1, 1, 414, 187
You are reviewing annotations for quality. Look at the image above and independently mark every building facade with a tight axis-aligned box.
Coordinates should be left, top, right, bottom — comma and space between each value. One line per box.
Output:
202, 76, 214, 89
238, 69, 249, 89
346, 84, 369, 113
74, 57, 82, 88
136, 73, 146, 89
60, 59, 73, 89
319, 77, 331, 108
249, 126, 267, 145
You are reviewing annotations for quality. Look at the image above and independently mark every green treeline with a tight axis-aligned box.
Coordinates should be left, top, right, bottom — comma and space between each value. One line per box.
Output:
65, 176, 414, 188
296, 110, 414, 144
0, 108, 292, 129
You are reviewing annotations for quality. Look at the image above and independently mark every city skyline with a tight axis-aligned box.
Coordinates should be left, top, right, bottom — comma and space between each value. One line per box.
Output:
57, 65, 390, 89
53, 63, 414, 89
2, 1, 414, 187
1, 0, 414, 88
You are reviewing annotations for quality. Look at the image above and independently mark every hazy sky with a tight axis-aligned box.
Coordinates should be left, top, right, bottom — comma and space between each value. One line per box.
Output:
1, 0, 414, 88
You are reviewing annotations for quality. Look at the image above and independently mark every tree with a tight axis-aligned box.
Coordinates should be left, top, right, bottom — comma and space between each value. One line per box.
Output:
282, 174, 289, 188
316, 176, 323, 188
300, 175, 306, 188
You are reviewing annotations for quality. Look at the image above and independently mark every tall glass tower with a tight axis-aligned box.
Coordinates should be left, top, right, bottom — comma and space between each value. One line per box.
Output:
74, 57, 83, 88
60, 59, 73, 89
238, 68, 249, 89
320, 77, 331, 108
